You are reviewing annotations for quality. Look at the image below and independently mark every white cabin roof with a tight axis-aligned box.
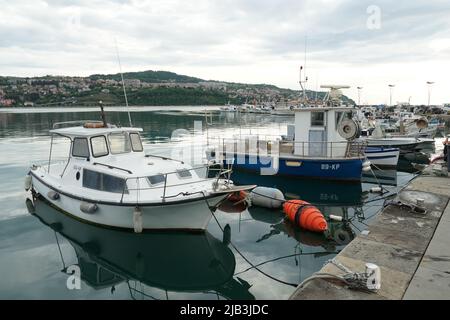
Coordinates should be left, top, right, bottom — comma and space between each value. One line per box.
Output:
50, 126, 143, 137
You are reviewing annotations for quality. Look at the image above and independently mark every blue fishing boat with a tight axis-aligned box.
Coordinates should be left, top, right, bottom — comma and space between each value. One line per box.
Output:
207, 106, 369, 181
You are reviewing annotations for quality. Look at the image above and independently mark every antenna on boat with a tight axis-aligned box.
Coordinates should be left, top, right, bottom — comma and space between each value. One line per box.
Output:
299, 36, 308, 104
114, 38, 133, 127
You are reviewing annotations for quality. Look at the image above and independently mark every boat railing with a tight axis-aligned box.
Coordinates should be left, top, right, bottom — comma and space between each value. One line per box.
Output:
119, 164, 233, 203
207, 137, 367, 159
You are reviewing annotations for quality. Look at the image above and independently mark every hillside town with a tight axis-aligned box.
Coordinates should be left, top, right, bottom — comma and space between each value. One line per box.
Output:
0, 73, 306, 107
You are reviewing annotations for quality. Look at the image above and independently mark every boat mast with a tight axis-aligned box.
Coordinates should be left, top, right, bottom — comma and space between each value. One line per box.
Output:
299, 36, 308, 105
115, 38, 133, 127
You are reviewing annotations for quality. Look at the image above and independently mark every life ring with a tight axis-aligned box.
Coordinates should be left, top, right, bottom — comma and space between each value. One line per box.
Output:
83, 122, 105, 128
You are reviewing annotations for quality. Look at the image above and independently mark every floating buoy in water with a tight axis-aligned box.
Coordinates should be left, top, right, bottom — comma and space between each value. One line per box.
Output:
283, 200, 328, 233
249, 187, 285, 209
24, 175, 32, 191
362, 161, 372, 172
133, 207, 143, 233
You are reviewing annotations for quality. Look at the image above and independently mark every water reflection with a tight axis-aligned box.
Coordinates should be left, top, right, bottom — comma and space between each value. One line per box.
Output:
230, 172, 365, 206
29, 197, 255, 300
249, 208, 355, 252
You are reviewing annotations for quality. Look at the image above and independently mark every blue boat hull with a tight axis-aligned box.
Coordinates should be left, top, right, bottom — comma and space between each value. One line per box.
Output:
223, 154, 364, 181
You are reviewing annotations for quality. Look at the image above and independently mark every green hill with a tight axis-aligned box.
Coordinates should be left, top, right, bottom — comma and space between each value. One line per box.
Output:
89, 70, 203, 83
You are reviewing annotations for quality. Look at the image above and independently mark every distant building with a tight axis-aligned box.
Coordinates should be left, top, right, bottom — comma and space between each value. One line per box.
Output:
124, 79, 141, 88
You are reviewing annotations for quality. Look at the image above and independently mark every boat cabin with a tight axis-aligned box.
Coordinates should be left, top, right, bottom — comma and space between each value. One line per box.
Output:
50, 125, 145, 162
45, 125, 147, 197
292, 107, 356, 158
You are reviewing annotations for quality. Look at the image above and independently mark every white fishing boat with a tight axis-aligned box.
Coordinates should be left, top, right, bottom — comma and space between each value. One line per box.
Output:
365, 136, 420, 150
220, 103, 238, 112
364, 147, 400, 167
25, 116, 254, 232
361, 125, 421, 151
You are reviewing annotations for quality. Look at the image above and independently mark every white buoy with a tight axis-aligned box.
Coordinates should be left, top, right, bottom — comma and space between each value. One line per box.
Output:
362, 160, 371, 172
80, 202, 98, 214
249, 187, 285, 209
329, 214, 343, 222
24, 175, 32, 191
133, 207, 143, 233
370, 187, 383, 193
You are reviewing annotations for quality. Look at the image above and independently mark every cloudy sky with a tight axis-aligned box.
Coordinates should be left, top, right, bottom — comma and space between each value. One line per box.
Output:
1, 0, 449, 104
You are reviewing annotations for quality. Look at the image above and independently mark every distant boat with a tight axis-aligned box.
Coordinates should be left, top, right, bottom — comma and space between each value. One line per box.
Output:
220, 102, 238, 112
360, 125, 421, 151
365, 137, 421, 151
364, 147, 400, 167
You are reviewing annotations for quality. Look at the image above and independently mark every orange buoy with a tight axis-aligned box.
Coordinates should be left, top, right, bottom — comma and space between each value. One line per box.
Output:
283, 200, 328, 233
227, 190, 248, 203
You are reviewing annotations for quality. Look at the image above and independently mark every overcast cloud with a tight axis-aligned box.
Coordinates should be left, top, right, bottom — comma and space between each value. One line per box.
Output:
1, 0, 449, 104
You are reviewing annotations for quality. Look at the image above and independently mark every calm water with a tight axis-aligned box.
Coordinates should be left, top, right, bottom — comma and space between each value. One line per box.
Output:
0, 107, 444, 300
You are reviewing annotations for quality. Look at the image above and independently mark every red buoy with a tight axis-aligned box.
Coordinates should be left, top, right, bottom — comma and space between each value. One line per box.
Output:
283, 200, 328, 233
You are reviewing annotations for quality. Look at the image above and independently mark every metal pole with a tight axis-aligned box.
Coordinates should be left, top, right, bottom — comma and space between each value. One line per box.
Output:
162, 174, 168, 202
357, 87, 363, 106
115, 38, 132, 127
427, 81, 434, 107
99, 100, 107, 127
388, 84, 395, 107
48, 134, 54, 173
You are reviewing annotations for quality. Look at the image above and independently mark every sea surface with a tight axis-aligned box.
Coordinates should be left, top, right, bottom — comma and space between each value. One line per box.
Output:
0, 106, 446, 300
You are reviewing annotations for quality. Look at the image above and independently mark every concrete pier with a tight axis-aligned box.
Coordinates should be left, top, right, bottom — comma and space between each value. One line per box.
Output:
289, 173, 450, 300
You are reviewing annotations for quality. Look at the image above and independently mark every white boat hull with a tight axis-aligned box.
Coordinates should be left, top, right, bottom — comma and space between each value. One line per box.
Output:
31, 175, 227, 231
364, 147, 400, 167
365, 138, 419, 151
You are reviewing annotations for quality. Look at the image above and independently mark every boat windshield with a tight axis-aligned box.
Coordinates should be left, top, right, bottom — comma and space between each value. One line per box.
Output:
109, 133, 132, 154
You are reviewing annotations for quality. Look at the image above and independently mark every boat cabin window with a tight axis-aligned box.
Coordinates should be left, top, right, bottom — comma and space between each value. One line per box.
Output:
176, 169, 192, 179
130, 133, 143, 152
147, 174, 165, 185
311, 112, 325, 126
91, 136, 109, 158
83, 169, 126, 194
108, 133, 131, 154
72, 138, 90, 158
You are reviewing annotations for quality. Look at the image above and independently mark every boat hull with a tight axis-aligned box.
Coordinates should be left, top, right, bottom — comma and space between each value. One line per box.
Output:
30, 174, 226, 231
223, 154, 363, 181
366, 139, 419, 151
364, 147, 400, 167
